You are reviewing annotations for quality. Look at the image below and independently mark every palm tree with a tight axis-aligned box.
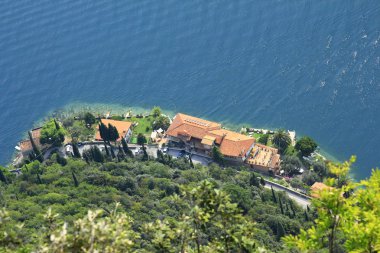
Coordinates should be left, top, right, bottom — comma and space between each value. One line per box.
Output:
272, 129, 291, 154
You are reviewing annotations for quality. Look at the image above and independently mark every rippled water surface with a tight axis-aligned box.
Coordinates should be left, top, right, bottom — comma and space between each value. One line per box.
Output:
0, 0, 379, 179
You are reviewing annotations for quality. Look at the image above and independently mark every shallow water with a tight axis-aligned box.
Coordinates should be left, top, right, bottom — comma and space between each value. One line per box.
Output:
0, 0, 379, 179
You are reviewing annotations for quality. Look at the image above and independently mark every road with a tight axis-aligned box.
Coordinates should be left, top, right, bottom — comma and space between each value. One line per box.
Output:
264, 180, 311, 209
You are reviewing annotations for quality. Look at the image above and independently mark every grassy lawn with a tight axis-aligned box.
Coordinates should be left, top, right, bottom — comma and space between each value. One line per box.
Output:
65, 120, 96, 142
125, 116, 154, 144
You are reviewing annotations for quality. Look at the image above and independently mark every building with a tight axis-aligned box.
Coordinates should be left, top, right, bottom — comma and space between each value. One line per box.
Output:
19, 127, 44, 157
310, 182, 334, 198
95, 119, 133, 142
246, 143, 281, 174
166, 113, 256, 162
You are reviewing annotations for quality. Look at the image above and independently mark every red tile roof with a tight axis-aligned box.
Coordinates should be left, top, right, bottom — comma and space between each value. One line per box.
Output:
95, 119, 132, 141
311, 182, 334, 198
167, 113, 255, 158
208, 129, 255, 158
166, 113, 221, 140
19, 127, 43, 152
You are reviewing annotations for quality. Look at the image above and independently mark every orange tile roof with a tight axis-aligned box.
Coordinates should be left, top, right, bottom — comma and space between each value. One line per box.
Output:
246, 143, 280, 169
201, 135, 216, 146
208, 129, 255, 158
19, 128, 43, 152
166, 113, 221, 140
310, 182, 334, 198
167, 113, 255, 158
95, 119, 132, 141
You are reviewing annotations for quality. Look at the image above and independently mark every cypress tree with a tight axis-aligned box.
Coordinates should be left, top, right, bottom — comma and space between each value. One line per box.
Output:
156, 149, 164, 163
250, 173, 260, 187
142, 147, 148, 161
289, 201, 296, 217
103, 141, 110, 157
307, 205, 310, 212
121, 138, 130, 154
110, 145, 116, 159
304, 210, 309, 222
271, 186, 277, 203
99, 122, 109, 141
0, 170, 8, 184
37, 173, 42, 184
189, 154, 194, 168
260, 177, 266, 186
56, 153, 67, 166
72, 171, 79, 187
72, 143, 81, 158
108, 124, 119, 143
276, 221, 285, 241
279, 197, 284, 215
83, 152, 90, 164
92, 146, 104, 163
118, 145, 125, 161
29, 152, 36, 161
28, 131, 43, 162
54, 119, 60, 130
113, 125, 120, 141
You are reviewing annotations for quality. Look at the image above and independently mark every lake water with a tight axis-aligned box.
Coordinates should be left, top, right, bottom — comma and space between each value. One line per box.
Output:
0, 0, 379, 179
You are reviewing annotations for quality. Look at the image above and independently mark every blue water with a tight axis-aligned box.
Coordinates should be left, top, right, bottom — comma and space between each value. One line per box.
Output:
0, 0, 379, 179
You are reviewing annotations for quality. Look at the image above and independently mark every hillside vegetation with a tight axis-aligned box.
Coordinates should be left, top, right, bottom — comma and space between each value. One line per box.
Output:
1, 154, 379, 252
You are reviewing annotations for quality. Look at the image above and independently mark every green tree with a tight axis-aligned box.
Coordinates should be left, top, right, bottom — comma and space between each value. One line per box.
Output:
108, 124, 119, 143
104, 141, 111, 158
54, 119, 60, 130
56, 153, 67, 166
272, 130, 291, 154
276, 221, 285, 241
40, 119, 66, 147
271, 186, 277, 203
28, 131, 43, 162
72, 171, 79, 187
137, 133, 147, 147
72, 143, 81, 158
260, 177, 266, 186
121, 138, 133, 157
0, 168, 8, 185
84, 112, 96, 126
117, 145, 125, 161
284, 156, 380, 253
99, 122, 109, 141
295, 136, 318, 157
212, 146, 224, 166
91, 146, 104, 163
249, 172, 260, 187
258, 134, 269, 145
152, 115, 170, 130
281, 155, 303, 176
110, 145, 116, 159
151, 106, 162, 118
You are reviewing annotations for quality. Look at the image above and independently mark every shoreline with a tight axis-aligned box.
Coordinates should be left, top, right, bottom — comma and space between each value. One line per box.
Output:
10, 101, 341, 166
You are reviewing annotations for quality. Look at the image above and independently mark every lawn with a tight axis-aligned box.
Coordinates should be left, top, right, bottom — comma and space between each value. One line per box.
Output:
125, 116, 154, 144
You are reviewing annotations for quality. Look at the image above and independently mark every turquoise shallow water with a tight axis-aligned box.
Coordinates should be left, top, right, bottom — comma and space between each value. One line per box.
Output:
0, 0, 379, 179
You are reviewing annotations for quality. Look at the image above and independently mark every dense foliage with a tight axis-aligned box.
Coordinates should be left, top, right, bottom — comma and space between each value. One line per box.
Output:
285, 157, 380, 253
0, 155, 312, 252
40, 119, 66, 146
294, 137, 317, 157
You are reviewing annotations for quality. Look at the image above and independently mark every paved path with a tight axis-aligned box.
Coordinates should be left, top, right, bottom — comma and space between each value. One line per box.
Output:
264, 180, 311, 209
